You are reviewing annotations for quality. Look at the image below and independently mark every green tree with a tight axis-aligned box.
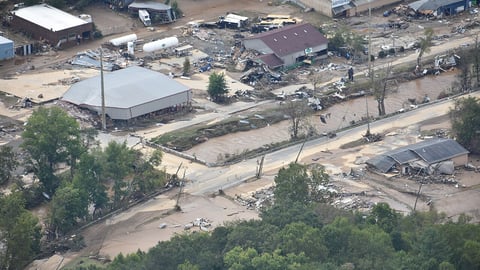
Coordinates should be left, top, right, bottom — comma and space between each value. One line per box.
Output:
455, 49, 473, 92
450, 97, 480, 153
472, 35, 480, 87
276, 222, 328, 260
460, 240, 480, 269
177, 260, 200, 270
73, 153, 108, 217
208, 72, 229, 103
347, 226, 395, 269
367, 202, 400, 233
346, 32, 367, 64
274, 163, 331, 205
22, 106, 84, 195
183, 57, 191, 76
0, 192, 41, 269
282, 100, 312, 139
131, 151, 167, 197
417, 28, 434, 69
103, 141, 136, 208
224, 246, 258, 270
49, 184, 88, 236
0, 145, 18, 186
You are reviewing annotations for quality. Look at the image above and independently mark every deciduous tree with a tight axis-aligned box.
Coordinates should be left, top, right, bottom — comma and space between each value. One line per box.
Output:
49, 184, 88, 236
282, 100, 312, 139
22, 106, 84, 195
274, 163, 331, 205
0, 192, 41, 269
0, 145, 18, 186
208, 72, 229, 103
417, 28, 434, 69
450, 97, 480, 153
103, 141, 136, 208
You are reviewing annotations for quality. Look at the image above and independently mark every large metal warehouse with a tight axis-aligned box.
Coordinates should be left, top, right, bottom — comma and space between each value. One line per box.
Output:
61, 66, 192, 120
0, 36, 14, 61
11, 4, 93, 48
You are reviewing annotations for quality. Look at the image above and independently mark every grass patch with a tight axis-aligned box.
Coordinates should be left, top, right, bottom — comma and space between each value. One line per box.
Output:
150, 109, 287, 151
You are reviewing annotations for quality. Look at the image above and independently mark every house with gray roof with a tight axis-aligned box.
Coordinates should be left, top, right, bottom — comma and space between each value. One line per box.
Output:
243, 23, 328, 69
61, 66, 191, 121
11, 4, 93, 48
366, 138, 469, 175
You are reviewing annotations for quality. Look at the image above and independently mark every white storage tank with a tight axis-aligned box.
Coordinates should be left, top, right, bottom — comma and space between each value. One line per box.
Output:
109, 34, 138, 47
142, 37, 179, 53
127, 41, 134, 55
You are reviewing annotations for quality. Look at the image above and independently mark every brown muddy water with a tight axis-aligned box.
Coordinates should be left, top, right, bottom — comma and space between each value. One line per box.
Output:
186, 71, 459, 163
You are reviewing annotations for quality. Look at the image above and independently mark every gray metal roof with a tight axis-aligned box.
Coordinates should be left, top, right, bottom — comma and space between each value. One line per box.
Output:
12, 4, 89, 32
366, 155, 396, 173
366, 138, 469, 173
410, 138, 469, 164
62, 66, 190, 109
409, 0, 465, 11
0, 36, 13, 45
128, 1, 171, 11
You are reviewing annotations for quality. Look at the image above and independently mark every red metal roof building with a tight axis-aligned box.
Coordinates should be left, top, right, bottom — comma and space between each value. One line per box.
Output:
243, 23, 328, 69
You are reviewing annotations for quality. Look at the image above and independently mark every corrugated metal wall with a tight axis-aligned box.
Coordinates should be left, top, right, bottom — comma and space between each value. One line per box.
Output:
0, 39, 15, 60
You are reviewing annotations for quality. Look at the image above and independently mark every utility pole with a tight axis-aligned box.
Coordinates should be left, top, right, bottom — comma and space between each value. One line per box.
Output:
256, 155, 265, 179
100, 47, 106, 131
365, 2, 372, 138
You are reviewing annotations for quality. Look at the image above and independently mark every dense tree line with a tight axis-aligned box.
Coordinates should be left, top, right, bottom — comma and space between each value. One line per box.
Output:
69, 163, 480, 270
450, 96, 480, 154
1, 107, 167, 269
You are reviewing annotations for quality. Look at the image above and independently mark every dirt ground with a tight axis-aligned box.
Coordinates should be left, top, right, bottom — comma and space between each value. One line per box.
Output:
1, 0, 479, 269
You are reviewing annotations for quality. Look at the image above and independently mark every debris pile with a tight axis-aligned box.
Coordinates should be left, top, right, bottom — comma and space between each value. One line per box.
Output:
184, 217, 212, 231
235, 186, 275, 211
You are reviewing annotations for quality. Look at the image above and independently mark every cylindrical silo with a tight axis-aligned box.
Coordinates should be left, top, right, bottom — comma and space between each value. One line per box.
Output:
142, 37, 179, 53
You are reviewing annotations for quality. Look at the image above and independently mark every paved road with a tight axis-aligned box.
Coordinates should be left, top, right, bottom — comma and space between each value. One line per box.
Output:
169, 91, 480, 195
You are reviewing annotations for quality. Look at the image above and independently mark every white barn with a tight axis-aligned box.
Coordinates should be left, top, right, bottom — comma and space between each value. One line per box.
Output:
62, 66, 192, 120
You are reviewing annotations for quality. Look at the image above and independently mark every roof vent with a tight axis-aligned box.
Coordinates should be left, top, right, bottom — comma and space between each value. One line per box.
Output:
273, 38, 277, 42
283, 35, 287, 39
304, 29, 307, 33
294, 32, 298, 36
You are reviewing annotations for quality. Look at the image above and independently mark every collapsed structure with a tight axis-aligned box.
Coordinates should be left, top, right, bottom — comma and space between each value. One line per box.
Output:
61, 66, 191, 121
366, 138, 469, 175
408, 0, 470, 17
243, 23, 328, 69
10, 4, 93, 48
128, 1, 176, 24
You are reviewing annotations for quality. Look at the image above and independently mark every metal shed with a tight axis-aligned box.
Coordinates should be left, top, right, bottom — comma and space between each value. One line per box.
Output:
11, 4, 93, 48
61, 66, 192, 120
0, 36, 14, 61
366, 138, 469, 174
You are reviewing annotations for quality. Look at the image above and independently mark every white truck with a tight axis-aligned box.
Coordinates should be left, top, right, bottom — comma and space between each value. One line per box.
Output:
138, 9, 151, 26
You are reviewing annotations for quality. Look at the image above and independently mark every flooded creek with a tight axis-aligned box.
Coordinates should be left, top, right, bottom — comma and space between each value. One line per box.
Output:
186, 71, 459, 163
